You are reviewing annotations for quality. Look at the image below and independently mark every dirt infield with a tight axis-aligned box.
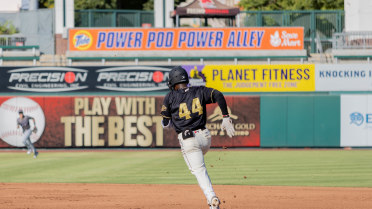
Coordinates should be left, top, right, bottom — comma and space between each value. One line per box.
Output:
1, 183, 372, 209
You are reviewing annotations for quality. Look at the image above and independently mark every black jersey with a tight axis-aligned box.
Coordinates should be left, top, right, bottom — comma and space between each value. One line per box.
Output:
161, 86, 216, 133
17, 116, 33, 132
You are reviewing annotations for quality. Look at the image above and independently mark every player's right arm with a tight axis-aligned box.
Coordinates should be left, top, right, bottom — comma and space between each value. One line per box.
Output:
160, 93, 172, 128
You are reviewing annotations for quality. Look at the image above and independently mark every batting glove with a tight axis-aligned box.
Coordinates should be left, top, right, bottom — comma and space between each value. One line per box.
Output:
221, 117, 235, 138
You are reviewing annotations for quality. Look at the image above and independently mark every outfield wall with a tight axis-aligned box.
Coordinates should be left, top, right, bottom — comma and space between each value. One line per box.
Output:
261, 96, 340, 147
0, 96, 260, 148
0, 64, 371, 148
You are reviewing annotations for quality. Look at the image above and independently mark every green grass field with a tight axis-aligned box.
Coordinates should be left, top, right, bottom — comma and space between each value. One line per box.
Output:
1, 149, 372, 187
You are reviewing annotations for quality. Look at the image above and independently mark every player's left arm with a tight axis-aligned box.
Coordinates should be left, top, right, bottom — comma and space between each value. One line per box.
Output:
29, 116, 37, 133
204, 87, 235, 138
203, 87, 228, 116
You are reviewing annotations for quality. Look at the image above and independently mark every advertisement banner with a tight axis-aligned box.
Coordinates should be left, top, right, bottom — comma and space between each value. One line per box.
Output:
69, 27, 304, 51
187, 64, 315, 92
316, 64, 372, 91
0, 96, 260, 148
341, 95, 372, 147
0, 65, 314, 93
0, 66, 172, 93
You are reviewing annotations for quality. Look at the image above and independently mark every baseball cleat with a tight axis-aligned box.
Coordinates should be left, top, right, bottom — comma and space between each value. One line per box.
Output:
33, 151, 38, 159
209, 196, 220, 209
27, 150, 31, 155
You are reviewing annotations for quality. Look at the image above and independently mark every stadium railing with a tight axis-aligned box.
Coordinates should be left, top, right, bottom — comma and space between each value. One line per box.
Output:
332, 32, 372, 63
240, 10, 344, 54
0, 45, 40, 66
66, 50, 308, 65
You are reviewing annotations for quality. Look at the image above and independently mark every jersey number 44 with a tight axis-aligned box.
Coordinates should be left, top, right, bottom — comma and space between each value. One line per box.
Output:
179, 98, 203, 120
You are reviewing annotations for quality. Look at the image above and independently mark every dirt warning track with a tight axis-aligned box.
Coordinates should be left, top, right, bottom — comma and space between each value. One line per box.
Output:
1, 183, 372, 209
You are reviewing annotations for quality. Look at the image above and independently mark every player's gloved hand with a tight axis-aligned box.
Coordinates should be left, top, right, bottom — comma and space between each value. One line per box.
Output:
221, 116, 235, 138
32, 127, 37, 133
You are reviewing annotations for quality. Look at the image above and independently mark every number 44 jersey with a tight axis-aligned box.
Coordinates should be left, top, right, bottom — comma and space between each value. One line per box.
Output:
160, 86, 216, 134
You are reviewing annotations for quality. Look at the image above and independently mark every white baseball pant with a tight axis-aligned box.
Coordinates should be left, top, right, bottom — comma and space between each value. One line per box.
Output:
22, 129, 36, 153
178, 128, 216, 203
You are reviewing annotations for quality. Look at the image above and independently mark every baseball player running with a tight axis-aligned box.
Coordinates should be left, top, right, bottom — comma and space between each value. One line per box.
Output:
161, 66, 235, 209
17, 110, 39, 158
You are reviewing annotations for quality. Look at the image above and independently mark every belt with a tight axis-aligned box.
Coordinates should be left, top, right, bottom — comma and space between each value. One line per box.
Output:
178, 127, 206, 139
192, 127, 206, 134
177, 127, 206, 134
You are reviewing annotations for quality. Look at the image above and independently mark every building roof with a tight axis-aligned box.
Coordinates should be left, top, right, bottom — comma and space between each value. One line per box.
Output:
172, 0, 240, 18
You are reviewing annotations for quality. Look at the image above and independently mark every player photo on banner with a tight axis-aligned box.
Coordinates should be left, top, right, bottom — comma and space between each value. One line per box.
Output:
0, 96, 259, 148
0, 97, 45, 147
341, 95, 372, 146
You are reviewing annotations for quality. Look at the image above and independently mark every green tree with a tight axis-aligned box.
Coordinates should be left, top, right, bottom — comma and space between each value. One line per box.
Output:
39, 0, 116, 9
0, 21, 19, 35
39, 0, 54, 8
143, 0, 154, 11
74, 0, 149, 10
39, 0, 188, 10
74, 0, 117, 10
238, 0, 344, 11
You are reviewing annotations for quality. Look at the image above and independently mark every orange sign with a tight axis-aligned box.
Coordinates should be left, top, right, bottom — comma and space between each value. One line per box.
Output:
69, 27, 304, 51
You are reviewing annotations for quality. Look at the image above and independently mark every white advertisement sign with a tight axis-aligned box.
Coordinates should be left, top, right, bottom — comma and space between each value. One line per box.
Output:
341, 95, 372, 147
316, 64, 372, 91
